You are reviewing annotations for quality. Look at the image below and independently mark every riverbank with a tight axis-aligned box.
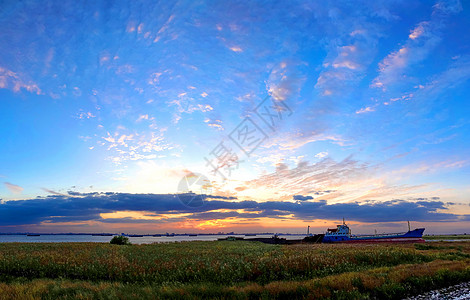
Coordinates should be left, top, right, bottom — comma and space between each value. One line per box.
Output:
405, 281, 470, 299
0, 241, 469, 299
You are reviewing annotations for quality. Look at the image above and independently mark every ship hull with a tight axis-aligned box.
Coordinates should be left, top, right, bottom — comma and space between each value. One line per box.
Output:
322, 228, 425, 243
340, 237, 425, 243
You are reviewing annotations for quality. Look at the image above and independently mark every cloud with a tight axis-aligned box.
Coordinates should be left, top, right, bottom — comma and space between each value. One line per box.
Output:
136, 114, 149, 122
371, 2, 461, 91
408, 22, 427, 40
316, 42, 373, 95
247, 156, 372, 198
356, 106, 376, 114
204, 118, 224, 131
229, 46, 243, 52
432, 0, 462, 14
315, 152, 328, 159
312, 3, 388, 97
266, 61, 305, 102
263, 131, 347, 151
293, 195, 313, 201
99, 127, 172, 164
412, 56, 470, 104
0, 192, 465, 226
41, 188, 71, 197
168, 95, 214, 124
4, 182, 23, 194
76, 111, 96, 119
0, 67, 41, 95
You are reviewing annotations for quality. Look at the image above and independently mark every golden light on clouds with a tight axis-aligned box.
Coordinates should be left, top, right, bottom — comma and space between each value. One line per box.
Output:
100, 211, 193, 221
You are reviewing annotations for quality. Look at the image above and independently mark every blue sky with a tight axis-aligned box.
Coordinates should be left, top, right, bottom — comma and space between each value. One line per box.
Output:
0, 0, 469, 234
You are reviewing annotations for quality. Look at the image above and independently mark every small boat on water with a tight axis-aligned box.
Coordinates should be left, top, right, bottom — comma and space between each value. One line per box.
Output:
322, 220, 425, 243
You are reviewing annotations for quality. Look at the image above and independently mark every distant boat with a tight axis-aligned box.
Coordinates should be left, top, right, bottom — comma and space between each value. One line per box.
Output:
27, 234, 40, 236
322, 220, 425, 243
218, 236, 244, 241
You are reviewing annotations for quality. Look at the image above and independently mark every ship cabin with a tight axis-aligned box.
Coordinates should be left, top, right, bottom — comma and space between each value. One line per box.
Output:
322, 223, 352, 242
325, 222, 351, 238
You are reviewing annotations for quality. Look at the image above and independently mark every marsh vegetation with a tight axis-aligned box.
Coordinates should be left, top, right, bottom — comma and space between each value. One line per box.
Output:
0, 241, 469, 299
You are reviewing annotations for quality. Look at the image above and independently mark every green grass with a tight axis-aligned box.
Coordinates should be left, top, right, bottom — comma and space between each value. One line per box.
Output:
0, 241, 469, 299
424, 234, 470, 240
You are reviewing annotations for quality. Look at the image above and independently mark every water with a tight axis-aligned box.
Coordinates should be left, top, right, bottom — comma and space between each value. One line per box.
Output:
0, 234, 307, 244
404, 281, 470, 300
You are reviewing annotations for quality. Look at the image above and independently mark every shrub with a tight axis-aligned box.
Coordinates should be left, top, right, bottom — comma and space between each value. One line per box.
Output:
110, 235, 131, 245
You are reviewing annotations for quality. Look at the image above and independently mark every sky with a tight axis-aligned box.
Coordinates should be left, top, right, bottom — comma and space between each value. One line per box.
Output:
0, 0, 469, 234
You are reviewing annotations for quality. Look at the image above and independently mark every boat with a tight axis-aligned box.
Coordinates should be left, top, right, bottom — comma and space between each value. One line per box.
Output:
218, 236, 244, 241
322, 220, 425, 243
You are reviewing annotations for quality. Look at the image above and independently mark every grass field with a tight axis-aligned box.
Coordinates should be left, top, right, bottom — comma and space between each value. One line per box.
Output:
0, 241, 469, 299
424, 234, 470, 240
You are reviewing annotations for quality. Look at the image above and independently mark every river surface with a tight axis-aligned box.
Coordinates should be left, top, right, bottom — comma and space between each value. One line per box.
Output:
0, 234, 307, 244
1, 235, 467, 244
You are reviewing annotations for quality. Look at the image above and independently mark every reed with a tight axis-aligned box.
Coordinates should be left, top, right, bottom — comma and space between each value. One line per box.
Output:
0, 241, 468, 299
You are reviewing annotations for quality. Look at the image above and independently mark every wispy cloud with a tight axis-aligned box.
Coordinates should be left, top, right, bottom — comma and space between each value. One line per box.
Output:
168, 93, 214, 124
371, 1, 462, 91
381, 55, 470, 108
0, 67, 41, 95
41, 188, 72, 197
4, 182, 23, 194
245, 156, 373, 200
136, 114, 150, 122
204, 118, 224, 131
229, 46, 243, 52
266, 61, 305, 102
263, 131, 347, 151
99, 126, 173, 164
413, 56, 470, 104
313, 4, 385, 97
76, 111, 96, 119
316, 41, 374, 96
356, 106, 376, 114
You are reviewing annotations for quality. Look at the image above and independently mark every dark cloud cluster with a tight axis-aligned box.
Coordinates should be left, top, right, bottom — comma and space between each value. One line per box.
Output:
293, 195, 313, 201
0, 192, 466, 227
